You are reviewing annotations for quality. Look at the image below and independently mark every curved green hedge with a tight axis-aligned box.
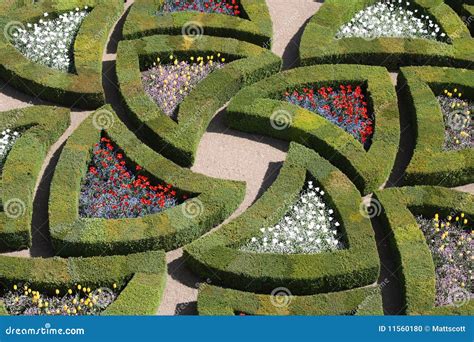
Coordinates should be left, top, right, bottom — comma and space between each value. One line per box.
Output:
116, 34, 281, 167
374, 186, 474, 315
123, 0, 272, 47
446, 0, 474, 36
185, 143, 379, 295
299, 0, 473, 69
49, 105, 245, 257
0, 251, 166, 315
0, 0, 123, 108
198, 284, 383, 315
0, 106, 70, 252
398, 66, 474, 187
225, 64, 399, 194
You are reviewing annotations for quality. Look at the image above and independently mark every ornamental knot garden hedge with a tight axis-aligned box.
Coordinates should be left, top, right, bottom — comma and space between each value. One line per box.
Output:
0, 0, 472, 316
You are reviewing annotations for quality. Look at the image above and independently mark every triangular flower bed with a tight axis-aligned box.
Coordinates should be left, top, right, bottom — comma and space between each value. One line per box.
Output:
158, 0, 241, 17
141, 54, 226, 120
0, 251, 166, 315
80, 136, 185, 219
375, 186, 474, 315
185, 143, 379, 295
123, 0, 271, 47
299, 0, 473, 68
226, 64, 399, 194
116, 34, 280, 167
11, 7, 90, 73
49, 106, 245, 257
0, 106, 69, 252
399, 66, 474, 187
0, 0, 123, 108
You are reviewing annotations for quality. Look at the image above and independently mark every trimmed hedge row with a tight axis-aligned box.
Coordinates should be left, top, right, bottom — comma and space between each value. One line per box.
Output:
446, 0, 474, 36
225, 64, 400, 194
0, 251, 167, 315
123, 0, 272, 47
0, 106, 70, 252
374, 186, 474, 315
0, 0, 123, 109
198, 284, 384, 315
398, 66, 474, 187
299, 0, 473, 69
116, 34, 281, 167
184, 143, 379, 295
49, 105, 245, 257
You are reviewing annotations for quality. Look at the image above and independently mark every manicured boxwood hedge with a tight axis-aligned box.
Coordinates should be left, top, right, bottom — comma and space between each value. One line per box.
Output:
225, 64, 399, 194
374, 186, 473, 315
185, 143, 379, 295
123, 0, 272, 47
0, 251, 166, 315
446, 0, 474, 36
116, 34, 281, 167
0, 0, 123, 108
0, 106, 70, 252
299, 0, 473, 69
398, 66, 473, 187
198, 284, 384, 315
49, 105, 245, 257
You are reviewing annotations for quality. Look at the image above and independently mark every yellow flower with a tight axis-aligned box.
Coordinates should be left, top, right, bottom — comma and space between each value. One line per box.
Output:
13, 284, 17, 290
77, 284, 82, 290
221, 58, 226, 62
463, 219, 468, 224
455, 216, 459, 221
68, 289, 72, 295
461, 213, 465, 218
448, 215, 452, 221
454, 88, 457, 93
55, 289, 60, 295
169, 55, 173, 60
113, 283, 117, 289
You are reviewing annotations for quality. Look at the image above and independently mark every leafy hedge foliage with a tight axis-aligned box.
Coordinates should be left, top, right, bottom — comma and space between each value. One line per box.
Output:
123, 0, 272, 47
185, 143, 379, 295
198, 284, 383, 315
446, 0, 474, 36
299, 0, 473, 69
225, 64, 399, 194
0, 251, 166, 315
0, 0, 123, 108
398, 66, 474, 187
116, 34, 281, 167
374, 186, 474, 315
49, 106, 245, 257
0, 106, 70, 252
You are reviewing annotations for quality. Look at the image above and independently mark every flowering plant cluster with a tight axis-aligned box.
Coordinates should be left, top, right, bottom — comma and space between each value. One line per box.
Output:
284, 84, 374, 146
336, 0, 447, 41
417, 213, 473, 306
142, 54, 225, 118
3, 283, 118, 315
0, 129, 20, 169
241, 181, 343, 254
79, 137, 181, 219
11, 7, 89, 72
159, 0, 240, 16
437, 88, 472, 151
